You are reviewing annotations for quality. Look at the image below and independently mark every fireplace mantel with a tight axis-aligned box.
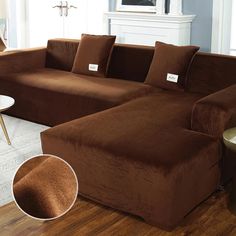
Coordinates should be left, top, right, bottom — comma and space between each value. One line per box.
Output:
105, 12, 195, 46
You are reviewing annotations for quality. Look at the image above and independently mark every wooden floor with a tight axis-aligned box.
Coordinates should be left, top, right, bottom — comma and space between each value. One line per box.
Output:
1, 189, 236, 236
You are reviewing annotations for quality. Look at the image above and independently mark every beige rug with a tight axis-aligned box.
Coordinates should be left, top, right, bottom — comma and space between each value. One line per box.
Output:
0, 115, 49, 206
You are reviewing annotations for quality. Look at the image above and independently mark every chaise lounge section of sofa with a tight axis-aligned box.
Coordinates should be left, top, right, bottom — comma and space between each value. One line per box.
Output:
41, 91, 221, 230
1, 39, 236, 230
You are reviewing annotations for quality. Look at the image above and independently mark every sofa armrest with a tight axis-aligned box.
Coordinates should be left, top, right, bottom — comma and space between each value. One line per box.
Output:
0, 47, 46, 75
191, 84, 236, 137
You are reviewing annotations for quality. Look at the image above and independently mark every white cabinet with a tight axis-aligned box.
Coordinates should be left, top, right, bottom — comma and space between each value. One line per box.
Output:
26, 0, 108, 47
105, 12, 195, 46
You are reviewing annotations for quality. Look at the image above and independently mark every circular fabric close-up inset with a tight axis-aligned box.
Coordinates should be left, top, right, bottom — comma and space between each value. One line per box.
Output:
12, 154, 78, 220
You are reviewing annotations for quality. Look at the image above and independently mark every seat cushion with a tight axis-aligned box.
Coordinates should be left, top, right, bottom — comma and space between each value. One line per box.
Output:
41, 91, 211, 167
0, 68, 153, 126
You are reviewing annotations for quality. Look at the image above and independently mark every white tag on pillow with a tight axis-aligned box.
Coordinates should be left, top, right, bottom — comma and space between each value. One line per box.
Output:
89, 64, 99, 72
166, 73, 179, 83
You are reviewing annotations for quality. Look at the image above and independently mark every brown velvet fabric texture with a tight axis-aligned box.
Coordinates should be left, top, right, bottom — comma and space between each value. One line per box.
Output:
191, 84, 236, 137
0, 68, 153, 126
45, 39, 154, 82
45, 39, 236, 91
13, 156, 77, 219
0, 48, 46, 75
107, 44, 154, 82
46, 39, 79, 71
41, 92, 221, 230
42, 91, 207, 167
14, 157, 47, 184
187, 52, 236, 94
72, 34, 116, 77
145, 42, 199, 91
1, 39, 235, 230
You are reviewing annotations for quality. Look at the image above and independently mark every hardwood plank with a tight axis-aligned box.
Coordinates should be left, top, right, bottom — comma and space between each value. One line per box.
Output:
0, 190, 236, 236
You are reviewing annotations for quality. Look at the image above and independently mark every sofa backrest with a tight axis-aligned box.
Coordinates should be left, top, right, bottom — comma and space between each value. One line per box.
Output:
187, 52, 236, 94
46, 39, 79, 71
107, 44, 154, 82
46, 39, 154, 82
46, 39, 236, 94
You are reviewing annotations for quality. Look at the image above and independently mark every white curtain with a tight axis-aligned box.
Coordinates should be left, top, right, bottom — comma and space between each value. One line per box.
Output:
230, 0, 236, 55
0, 0, 7, 18
0, 0, 7, 46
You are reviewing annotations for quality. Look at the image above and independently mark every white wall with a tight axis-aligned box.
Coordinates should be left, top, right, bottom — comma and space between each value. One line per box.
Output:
86, 0, 109, 35
110, 0, 214, 52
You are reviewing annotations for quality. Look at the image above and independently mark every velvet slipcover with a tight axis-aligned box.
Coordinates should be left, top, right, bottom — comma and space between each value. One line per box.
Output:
0, 39, 235, 230
0, 48, 46, 75
45, 39, 236, 92
72, 34, 116, 77
13, 156, 78, 219
145, 42, 199, 91
191, 84, 236, 137
187, 52, 236, 94
46, 39, 155, 82
41, 92, 221, 229
0, 68, 153, 126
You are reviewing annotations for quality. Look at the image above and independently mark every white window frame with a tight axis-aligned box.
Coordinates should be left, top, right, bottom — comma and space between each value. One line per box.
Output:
211, 0, 233, 54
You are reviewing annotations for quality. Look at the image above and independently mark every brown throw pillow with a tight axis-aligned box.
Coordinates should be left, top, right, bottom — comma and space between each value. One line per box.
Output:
72, 34, 116, 77
145, 41, 200, 91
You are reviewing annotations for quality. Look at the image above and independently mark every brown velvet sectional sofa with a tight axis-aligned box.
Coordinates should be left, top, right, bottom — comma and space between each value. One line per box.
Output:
0, 39, 236, 230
